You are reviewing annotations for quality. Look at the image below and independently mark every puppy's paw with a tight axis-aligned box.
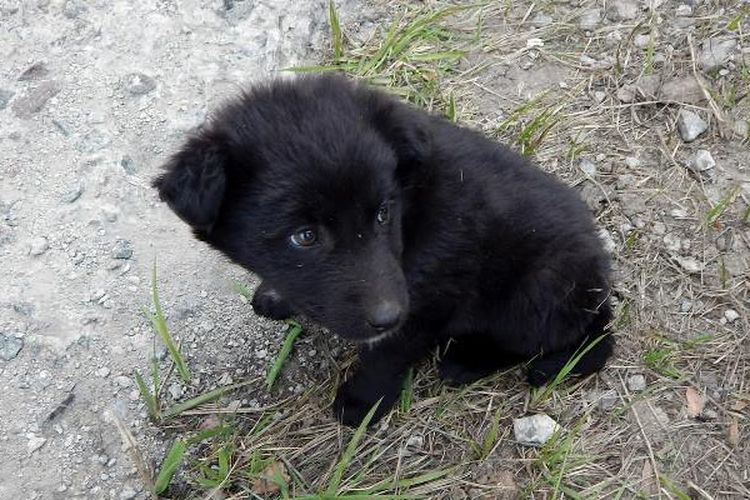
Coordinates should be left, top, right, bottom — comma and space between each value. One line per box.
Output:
251, 284, 293, 320
333, 374, 400, 427
438, 357, 492, 387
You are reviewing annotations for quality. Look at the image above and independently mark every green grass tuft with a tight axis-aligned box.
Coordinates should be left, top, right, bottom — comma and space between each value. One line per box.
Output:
326, 400, 381, 496
146, 263, 191, 382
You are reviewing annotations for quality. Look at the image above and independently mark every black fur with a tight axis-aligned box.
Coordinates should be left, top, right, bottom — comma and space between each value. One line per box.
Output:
153, 75, 613, 426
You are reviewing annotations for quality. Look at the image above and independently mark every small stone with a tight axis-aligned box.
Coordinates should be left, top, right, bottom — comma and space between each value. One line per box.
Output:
406, 434, 423, 449
168, 383, 183, 400
677, 109, 708, 142
114, 376, 132, 388
592, 91, 607, 104
598, 390, 619, 410
616, 85, 636, 103
63, 0, 87, 19
0, 334, 24, 360
660, 76, 706, 104
625, 156, 641, 168
606, 1, 639, 21
530, 13, 553, 27
513, 414, 560, 446
598, 228, 616, 254
11, 80, 62, 118
119, 487, 137, 500
29, 236, 49, 256
100, 205, 119, 222
675, 4, 692, 16
255, 348, 268, 359
628, 374, 647, 392
675, 256, 704, 274
120, 156, 137, 175
18, 62, 49, 81
634, 34, 651, 49
124, 73, 156, 95
61, 183, 83, 203
0, 89, 14, 110
687, 149, 715, 173
111, 239, 133, 260
27, 434, 47, 454
699, 38, 737, 71
724, 309, 739, 323
578, 9, 601, 31
680, 299, 693, 312
733, 120, 748, 139
578, 159, 597, 177
96, 367, 111, 378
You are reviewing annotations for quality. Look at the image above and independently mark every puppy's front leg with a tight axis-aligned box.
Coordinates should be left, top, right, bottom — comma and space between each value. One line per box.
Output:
334, 329, 432, 426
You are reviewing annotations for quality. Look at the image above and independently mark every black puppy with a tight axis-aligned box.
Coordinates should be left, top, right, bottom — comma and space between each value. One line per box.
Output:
154, 75, 613, 426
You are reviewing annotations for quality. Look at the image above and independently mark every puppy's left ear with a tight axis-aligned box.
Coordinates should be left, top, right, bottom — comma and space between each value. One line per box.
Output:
368, 96, 433, 168
152, 133, 228, 234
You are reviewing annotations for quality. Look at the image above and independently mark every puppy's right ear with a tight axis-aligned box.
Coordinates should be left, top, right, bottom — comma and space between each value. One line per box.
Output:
152, 134, 228, 234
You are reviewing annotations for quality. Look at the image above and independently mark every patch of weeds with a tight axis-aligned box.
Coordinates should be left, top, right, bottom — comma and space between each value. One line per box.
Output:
658, 474, 691, 500
613, 300, 631, 330
624, 229, 641, 250
496, 92, 563, 156
726, 6, 749, 31
135, 265, 256, 427
145, 263, 190, 382
266, 320, 304, 390
643, 334, 713, 379
290, 2, 477, 115
567, 138, 588, 162
195, 442, 235, 489
471, 405, 503, 459
325, 400, 381, 496
643, 28, 657, 75
706, 185, 741, 227
535, 419, 588, 499
531, 335, 610, 406
232, 281, 253, 301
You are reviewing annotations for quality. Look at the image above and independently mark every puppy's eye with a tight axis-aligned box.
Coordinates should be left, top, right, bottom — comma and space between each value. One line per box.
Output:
376, 203, 390, 225
290, 227, 318, 247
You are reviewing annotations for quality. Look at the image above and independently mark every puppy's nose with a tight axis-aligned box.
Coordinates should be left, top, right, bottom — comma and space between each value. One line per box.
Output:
367, 301, 403, 331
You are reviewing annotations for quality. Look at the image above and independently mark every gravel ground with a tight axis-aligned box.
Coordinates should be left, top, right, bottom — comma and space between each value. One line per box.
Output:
0, 1, 362, 497
2, 0, 749, 498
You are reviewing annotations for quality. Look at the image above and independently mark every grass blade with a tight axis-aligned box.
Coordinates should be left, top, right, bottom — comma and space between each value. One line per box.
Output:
162, 380, 254, 419
399, 368, 414, 413
706, 186, 741, 225
148, 264, 191, 382
532, 334, 609, 405
366, 466, 456, 493
266, 321, 304, 390
154, 438, 187, 495
326, 399, 381, 495
329, 0, 343, 61
134, 370, 160, 420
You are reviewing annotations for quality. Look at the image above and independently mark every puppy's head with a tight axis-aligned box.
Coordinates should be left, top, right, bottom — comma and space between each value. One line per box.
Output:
153, 75, 432, 342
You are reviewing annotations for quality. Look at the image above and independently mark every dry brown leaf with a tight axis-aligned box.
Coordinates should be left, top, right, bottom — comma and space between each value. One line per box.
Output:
731, 400, 748, 412
728, 417, 740, 446
251, 462, 289, 496
686, 386, 705, 418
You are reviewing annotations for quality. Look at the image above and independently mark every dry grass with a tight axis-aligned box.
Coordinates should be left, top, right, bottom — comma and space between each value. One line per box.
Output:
137, 1, 749, 498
